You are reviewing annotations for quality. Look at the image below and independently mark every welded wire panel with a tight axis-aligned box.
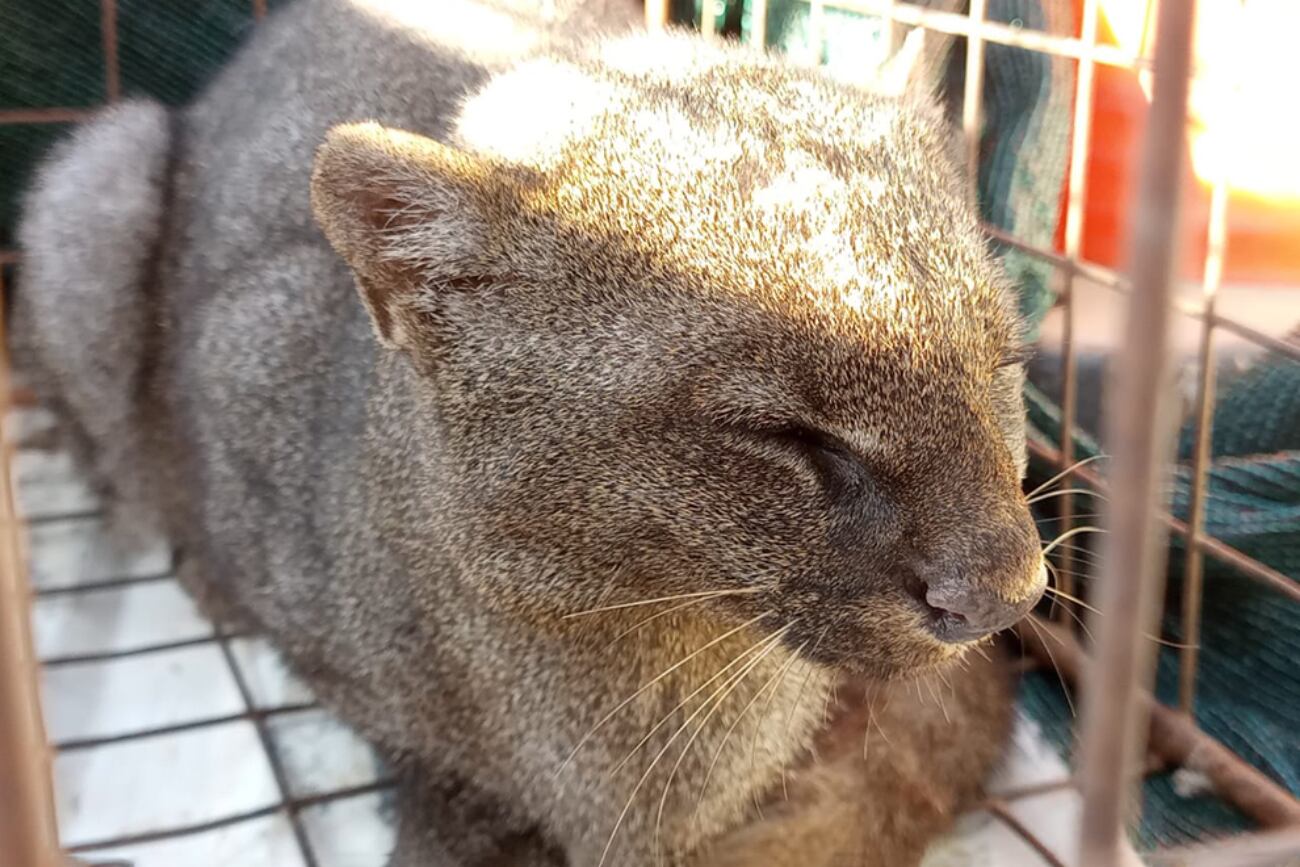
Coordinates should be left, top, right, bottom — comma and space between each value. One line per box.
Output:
0, 2, 1297, 866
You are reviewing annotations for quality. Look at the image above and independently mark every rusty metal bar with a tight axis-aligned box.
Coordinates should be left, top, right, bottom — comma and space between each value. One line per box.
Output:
1052, 0, 1102, 618
100, 0, 121, 102
645, 0, 669, 30
985, 800, 1069, 867
984, 224, 1300, 364
1018, 616, 1300, 831
0, 108, 95, 126
212, 623, 320, 867
994, 777, 1076, 802
831, 0, 1150, 70
1026, 438, 1300, 604
961, 0, 988, 179
749, 0, 769, 47
1184, 306, 1300, 363
0, 273, 63, 867
701, 0, 719, 38
1076, 0, 1198, 860
883, 0, 901, 57
1177, 171, 1231, 714
1146, 828, 1300, 867
808, 0, 826, 61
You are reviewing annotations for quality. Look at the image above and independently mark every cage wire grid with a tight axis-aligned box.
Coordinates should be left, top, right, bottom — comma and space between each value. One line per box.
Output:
0, 0, 1298, 865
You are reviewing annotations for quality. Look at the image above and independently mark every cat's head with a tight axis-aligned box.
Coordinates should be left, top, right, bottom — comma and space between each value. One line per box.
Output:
311, 33, 1044, 677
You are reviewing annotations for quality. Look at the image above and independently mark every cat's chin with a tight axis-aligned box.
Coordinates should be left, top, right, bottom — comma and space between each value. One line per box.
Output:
792, 628, 968, 683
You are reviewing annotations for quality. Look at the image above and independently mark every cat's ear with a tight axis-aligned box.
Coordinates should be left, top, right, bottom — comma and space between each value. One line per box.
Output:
310, 122, 500, 349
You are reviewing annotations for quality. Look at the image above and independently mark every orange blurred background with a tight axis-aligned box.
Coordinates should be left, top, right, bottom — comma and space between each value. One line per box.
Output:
1059, 0, 1300, 284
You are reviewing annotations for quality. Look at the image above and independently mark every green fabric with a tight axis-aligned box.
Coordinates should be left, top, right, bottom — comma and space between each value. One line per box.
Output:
973, 0, 1073, 335
0, 0, 298, 247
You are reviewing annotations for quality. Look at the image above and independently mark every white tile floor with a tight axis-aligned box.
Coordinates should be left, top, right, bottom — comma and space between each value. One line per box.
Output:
11, 407, 1090, 867
12, 409, 397, 867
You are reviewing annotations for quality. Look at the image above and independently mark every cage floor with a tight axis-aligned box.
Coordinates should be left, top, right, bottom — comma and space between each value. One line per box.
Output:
11, 401, 1092, 867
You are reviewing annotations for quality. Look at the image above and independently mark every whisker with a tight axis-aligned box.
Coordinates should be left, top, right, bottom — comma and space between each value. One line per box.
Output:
597, 624, 793, 867
557, 611, 771, 774
782, 626, 829, 801
1042, 585, 1098, 644
928, 674, 952, 724
1043, 558, 1063, 620
941, 670, 961, 717
564, 587, 764, 619
1041, 525, 1107, 558
599, 595, 718, 652
1043, 585, 1100, 615
863, 695, 874, 761
692, 627, 801, 820
1041, 556, 1102, 610
1046, 544, 1105, 574
1034, 512, 1105, 525
1027, 487, 1109, 506
1146, 634, 1199, 650
1042, 587, 1197, 649
821, 679, 835, 726
867, 689, 894, 753
745, 641, 805, 818
1025, 454, 1108, 500
1025, 616, 1076, 719
610, 627, 779, 776
654, 636, 803, 854
1046, 541, 1104, 559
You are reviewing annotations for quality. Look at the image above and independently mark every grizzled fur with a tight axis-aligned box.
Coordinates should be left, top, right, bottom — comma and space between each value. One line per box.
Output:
16, 0, 1045, 864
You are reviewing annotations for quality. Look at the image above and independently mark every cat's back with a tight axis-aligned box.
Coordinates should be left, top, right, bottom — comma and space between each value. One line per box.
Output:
174, 0, 545, 269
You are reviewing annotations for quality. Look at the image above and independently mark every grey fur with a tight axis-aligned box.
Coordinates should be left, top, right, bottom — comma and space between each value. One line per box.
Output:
16, 1, 1045, 864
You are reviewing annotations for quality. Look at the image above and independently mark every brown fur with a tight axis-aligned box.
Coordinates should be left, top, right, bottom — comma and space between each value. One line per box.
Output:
15, 2, 1044, 864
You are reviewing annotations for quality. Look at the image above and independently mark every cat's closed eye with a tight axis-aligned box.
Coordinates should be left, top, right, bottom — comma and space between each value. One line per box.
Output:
769, 425, 872, 496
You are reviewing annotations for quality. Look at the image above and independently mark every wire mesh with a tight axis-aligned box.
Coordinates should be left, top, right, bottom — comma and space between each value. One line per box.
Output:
669, 0, 1300, 863
0, 0, 1297, 865
0, 4, 398, 865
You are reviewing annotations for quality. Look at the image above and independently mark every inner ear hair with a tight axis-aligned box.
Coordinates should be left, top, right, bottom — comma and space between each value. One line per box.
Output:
310, 121, 494, 349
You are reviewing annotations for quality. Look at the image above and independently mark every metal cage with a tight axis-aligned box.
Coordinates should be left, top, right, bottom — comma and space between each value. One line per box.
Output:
2, 1, 1299, 865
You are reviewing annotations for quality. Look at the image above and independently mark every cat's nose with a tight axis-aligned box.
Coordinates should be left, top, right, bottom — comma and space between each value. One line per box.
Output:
912, 563, 1046, 644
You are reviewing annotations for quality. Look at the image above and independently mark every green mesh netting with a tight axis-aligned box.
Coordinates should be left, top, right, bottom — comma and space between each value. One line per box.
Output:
3, 0, 1297, 852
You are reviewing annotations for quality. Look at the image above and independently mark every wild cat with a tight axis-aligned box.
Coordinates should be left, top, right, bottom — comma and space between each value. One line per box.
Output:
16, 1, 1045, 863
